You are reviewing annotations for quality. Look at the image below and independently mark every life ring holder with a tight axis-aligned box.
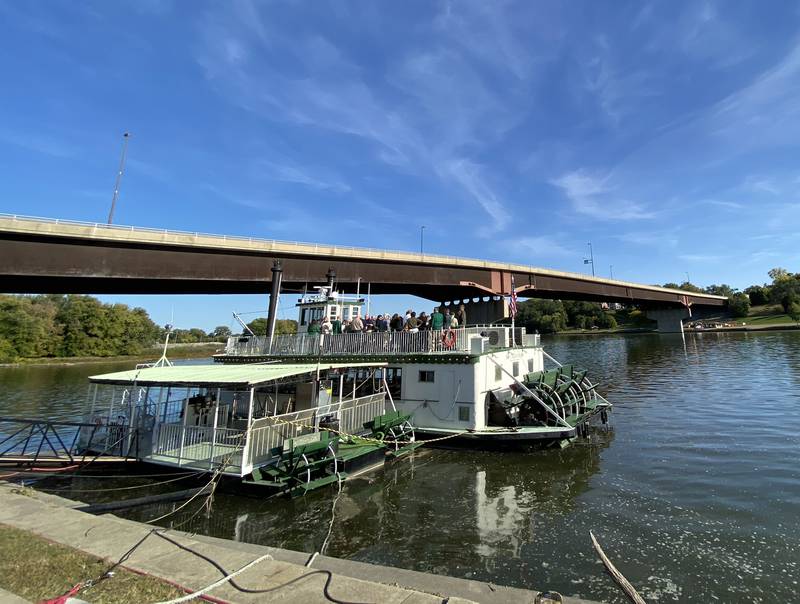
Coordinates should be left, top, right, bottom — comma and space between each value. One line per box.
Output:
442, 329, 456, 349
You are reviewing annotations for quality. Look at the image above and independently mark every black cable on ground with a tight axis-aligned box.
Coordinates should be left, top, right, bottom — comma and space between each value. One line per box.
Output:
153, 531, 372, 604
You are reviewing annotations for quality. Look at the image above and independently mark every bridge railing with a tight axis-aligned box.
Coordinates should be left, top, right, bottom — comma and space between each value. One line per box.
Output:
223, 327, 539, 357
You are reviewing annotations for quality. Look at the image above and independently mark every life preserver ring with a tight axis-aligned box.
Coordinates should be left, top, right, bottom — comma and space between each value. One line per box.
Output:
442, 329, 456, 349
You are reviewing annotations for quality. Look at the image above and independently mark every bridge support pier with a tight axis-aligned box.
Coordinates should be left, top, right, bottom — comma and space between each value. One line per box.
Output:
442, 297, 508, 326
645, 308, 690, 333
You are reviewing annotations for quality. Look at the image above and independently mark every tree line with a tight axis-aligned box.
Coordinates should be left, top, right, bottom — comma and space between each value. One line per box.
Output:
0, 294, 299, 363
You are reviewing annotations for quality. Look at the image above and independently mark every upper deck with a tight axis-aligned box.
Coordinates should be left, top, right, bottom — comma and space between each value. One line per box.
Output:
217, 325, 540, 362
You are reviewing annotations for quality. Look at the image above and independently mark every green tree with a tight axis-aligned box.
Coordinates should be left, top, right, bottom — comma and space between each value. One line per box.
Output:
245, 318, 297, 336
769, 269, 800, 312
515, 299, 568, 333
728, 293, 750, 318
209, 325, 232, 339
744, 285, 770, 306
788, 302, 800, 323
782, 292, 800, 317
768, 267, 790, 281
662, 282, 680, 289
275, 319, 298, 335
678, 281, 704, 293
247, 318, 268, 336
705, 284, 736, 297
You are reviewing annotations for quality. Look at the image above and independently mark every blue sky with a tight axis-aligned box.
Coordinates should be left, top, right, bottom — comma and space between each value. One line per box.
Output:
2, 1, 800, 330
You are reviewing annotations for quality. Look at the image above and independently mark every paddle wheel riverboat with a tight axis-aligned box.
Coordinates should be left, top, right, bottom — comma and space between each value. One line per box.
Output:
216, 288, 612, 446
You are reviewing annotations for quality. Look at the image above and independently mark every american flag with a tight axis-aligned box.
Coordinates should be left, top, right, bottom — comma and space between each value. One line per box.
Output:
509, 276, 518, 318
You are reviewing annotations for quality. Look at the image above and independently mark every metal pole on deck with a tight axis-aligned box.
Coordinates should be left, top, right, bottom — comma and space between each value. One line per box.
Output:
267, 260, 283, 351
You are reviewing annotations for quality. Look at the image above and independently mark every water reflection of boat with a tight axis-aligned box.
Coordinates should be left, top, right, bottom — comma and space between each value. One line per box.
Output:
138, 428, 614, 567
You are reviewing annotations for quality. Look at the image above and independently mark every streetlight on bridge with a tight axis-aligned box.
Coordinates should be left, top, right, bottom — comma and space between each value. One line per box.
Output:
420, 225, 426, 255
584, 242, 595, 276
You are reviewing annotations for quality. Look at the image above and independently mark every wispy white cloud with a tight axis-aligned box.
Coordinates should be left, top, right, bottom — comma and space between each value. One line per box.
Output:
700, 199, 745, 210
550, 170, 654, 220
0, 130, 78, 158
616, 229, 680, 248
255, 160, 350, 194
507, 235, 575, 259
433, 0, 544, 82
710, 39, 800, 144
741, 175, 781, 195
439, 159, 510, 231
678, 253, 725, 263
194, 4, 524, 234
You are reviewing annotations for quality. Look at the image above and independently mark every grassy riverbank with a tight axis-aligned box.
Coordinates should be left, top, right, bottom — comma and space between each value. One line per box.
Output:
0, 342, 222, 367
0, 523, 184, 603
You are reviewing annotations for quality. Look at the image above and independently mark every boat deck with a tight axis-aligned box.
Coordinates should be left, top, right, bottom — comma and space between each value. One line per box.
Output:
144, 442, 244, 474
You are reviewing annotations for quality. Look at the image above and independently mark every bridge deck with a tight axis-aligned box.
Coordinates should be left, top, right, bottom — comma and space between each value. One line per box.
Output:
0, 214, 727, 307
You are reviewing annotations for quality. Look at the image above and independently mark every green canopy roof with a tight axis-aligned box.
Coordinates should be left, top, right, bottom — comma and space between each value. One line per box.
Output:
89, 362, 386, 387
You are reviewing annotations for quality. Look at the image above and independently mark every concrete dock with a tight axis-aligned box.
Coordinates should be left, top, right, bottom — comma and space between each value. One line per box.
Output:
0, 483, 598, 603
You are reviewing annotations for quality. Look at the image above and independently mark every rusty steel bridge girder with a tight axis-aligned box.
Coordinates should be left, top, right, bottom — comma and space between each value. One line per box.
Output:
0, 216, 727, 309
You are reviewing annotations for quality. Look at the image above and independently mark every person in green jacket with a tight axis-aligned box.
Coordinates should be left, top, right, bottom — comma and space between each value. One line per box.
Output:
430, 307, 444, 330
332, 317, 342, 334
307, 319, 321, 335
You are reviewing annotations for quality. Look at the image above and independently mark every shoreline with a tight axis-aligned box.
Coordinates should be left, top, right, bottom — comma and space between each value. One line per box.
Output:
557, 323, 800, 336
0, 483, 597, 604
0, 343, 223, 368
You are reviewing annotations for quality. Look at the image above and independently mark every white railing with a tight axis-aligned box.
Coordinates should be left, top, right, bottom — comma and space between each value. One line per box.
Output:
247, 392, 388, 467
225, 327, 539, 357
150, 423, 245, 473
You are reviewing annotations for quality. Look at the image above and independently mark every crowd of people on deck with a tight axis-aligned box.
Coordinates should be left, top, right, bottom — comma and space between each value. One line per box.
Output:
306, 304, 468, 335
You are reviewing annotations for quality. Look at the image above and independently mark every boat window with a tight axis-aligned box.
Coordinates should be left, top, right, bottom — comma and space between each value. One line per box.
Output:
495, 365, 502, 382
458, 406, 470, 422
513, 362, 520, 377
300, 308, 307, 326
351, 306, 360, 317
419, 370, 435, 383
342, 307, 350, 321
386, 367, 402, 397
329, 305, 338, 318
528, 358, 534, 372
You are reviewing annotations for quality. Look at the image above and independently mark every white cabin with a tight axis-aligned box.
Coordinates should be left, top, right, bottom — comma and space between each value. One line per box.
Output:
296, 286, 364, 333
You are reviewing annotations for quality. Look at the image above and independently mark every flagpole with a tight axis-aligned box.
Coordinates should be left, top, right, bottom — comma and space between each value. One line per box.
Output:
510, 276, 516, 347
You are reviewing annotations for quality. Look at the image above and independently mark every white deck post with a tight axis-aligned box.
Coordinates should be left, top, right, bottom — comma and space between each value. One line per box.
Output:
209, 391, 219, 471
241, 387, 255, 475
177, 388, 188, 466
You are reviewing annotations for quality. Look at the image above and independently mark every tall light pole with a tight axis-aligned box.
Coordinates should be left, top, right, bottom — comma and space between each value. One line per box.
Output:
610, 265, 614, 280
420, 225, 426, 255
107, 132, 130, 224
584, 242, 595, 276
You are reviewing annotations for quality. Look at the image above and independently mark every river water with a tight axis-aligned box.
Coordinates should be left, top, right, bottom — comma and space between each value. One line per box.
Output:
1, 332, 799, 603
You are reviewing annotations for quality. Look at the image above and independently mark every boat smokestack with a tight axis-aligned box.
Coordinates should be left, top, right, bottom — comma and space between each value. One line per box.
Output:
326, 267, 336, 290
267, 260, 283, 345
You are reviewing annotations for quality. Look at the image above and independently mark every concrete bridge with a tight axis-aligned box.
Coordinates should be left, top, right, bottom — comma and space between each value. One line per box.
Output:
0, 215, 726, 331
